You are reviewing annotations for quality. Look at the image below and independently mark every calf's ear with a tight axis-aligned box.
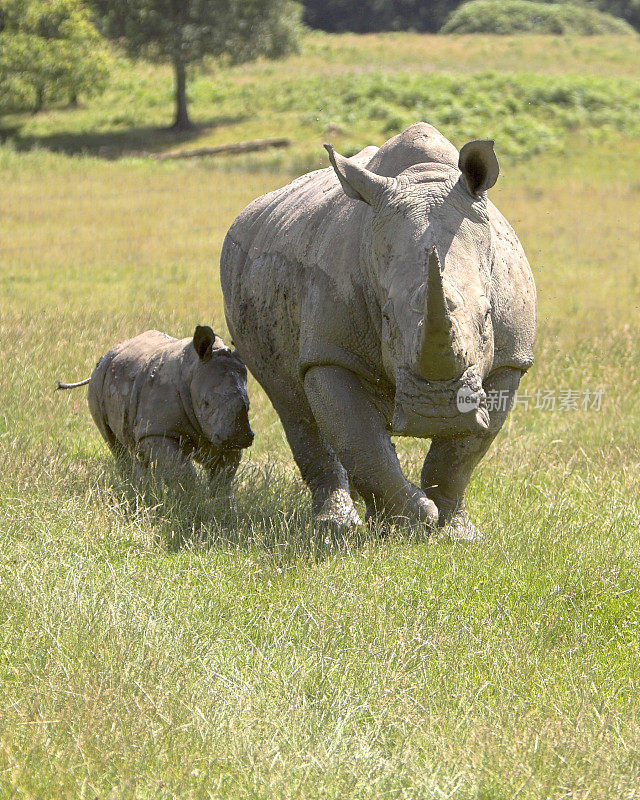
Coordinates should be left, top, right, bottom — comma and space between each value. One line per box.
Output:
458, 139, 499, 196
193, 325, 215, 361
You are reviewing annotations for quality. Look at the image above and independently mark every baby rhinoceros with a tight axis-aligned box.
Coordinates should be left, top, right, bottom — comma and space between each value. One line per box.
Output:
57, 326, 253, 495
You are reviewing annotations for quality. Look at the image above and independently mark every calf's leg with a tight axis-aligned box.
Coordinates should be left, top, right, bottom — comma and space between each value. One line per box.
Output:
136, 436, 197, 487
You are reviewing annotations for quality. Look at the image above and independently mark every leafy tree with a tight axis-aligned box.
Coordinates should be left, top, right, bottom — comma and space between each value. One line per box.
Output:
91, 0, 302, 130
0, 0, 111, 113
516, 0, 640, 32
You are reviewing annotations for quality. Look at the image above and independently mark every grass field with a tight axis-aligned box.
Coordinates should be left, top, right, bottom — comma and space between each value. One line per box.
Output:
3, 33, 640, 166
1, 33, 640, 800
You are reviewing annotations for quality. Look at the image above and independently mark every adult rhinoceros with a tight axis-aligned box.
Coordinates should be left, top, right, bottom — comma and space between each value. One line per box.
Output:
220, 123, 536, 538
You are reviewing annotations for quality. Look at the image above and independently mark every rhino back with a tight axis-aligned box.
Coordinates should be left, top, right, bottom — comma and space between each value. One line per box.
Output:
90, 331, 196, 448
221, 166, 381, 386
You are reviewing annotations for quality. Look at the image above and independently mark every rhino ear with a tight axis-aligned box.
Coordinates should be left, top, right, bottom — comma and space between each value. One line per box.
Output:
324, 143, 393, 206
193, 325, 215, 361
458, 139, 499, 196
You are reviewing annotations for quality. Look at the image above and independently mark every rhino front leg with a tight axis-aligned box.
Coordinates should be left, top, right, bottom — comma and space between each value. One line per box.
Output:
136, 436, 198, 487
204, 449, 242, 509
420, 367, 522, 540
304, 365, 438, 528
275, 403, 362, 530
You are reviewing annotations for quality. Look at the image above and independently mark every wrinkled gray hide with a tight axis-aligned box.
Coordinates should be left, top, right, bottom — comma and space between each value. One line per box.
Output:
221, 123, 536, 537
83, 327, 253, 493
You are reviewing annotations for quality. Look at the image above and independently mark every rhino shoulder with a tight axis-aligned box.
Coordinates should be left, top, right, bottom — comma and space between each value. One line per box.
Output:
232, 167, 345, 253
489, 202, 537, 372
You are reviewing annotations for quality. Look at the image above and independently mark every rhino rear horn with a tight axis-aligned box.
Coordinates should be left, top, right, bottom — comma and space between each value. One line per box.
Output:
193, 325, 216, 361
324, 144, 394, 206
458, 139, 499, 196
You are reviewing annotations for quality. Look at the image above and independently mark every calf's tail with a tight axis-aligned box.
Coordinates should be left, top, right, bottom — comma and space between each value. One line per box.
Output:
57, 377, 91, 390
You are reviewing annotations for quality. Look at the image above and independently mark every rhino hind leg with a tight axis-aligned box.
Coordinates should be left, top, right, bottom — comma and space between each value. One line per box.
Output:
420, 367, 522, 541
304, 365, 438, 529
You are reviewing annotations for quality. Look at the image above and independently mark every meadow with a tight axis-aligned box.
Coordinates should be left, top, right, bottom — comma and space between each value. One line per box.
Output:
1, 33, 639, 799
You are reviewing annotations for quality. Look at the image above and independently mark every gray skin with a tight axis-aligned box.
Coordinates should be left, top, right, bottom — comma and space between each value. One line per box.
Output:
221, 123, 536, 538
58, 326, 254, 495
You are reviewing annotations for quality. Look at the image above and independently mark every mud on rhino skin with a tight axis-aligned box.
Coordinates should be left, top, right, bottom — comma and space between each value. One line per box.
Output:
220, 122, 536, 536
58, 326, 254, 499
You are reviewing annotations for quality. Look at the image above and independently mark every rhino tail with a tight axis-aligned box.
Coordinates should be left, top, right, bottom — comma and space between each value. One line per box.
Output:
57, 377, 91, 390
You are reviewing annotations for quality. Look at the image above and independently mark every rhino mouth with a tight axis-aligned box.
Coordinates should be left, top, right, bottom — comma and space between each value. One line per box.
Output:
392, 367, 490, 437
218, 430, 254, 450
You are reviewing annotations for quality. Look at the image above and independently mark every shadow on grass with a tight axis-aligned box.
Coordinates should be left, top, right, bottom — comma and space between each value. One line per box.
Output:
102, 459, 426, 563
0, 114, 248, 159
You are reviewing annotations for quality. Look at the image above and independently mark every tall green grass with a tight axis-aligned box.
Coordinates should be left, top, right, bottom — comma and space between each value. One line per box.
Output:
1, 33, 638, 165
1, 32, 640, 800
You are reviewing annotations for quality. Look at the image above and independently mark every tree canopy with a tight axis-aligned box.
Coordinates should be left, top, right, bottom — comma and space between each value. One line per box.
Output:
91, 0, 302, 129
0, 0, 111, 113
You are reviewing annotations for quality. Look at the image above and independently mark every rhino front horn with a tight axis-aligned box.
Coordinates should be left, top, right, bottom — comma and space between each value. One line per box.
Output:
417, 249, 466, 381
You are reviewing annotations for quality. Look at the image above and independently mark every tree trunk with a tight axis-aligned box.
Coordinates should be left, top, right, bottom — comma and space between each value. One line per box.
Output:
172, 57, 193, 130
33, 86, 45, 114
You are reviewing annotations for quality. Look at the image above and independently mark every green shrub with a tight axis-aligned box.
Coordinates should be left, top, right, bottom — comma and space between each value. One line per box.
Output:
254, 70, 640, 158
441, 0, 637, 34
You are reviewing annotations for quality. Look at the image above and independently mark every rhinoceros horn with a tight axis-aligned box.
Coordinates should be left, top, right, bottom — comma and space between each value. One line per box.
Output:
416, 248, 466, 381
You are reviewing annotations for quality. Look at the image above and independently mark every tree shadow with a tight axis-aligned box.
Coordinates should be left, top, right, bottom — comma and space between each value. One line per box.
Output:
0, 114, 248, 159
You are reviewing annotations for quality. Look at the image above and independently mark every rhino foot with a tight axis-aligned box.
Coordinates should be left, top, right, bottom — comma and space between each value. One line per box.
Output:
438, 510, 484, 542
314, 488, 362, 530
365, 488, 439, 533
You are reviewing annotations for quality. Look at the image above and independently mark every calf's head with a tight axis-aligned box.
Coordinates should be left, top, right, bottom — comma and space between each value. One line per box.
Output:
190, 325, 254, 450
326, 139, 499, 436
